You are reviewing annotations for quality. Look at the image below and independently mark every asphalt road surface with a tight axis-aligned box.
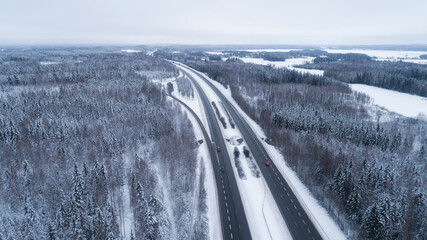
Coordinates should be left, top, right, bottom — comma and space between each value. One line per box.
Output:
176, 65, 252, 240
179, 64, 324, 240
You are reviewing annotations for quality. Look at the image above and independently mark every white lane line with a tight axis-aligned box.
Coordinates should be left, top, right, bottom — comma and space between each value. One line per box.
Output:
287, 192, 290, 196
308, 228, 311, 233
226, 202, 228, 207
229, 224, 232, 230
225, 196, 227, 200
298, 211, 301, 217
228, 216, 230, 221
231, 233, 233, 239
294, 221, 298, 226
290, 199, 293, 203
303, 219, 306, 225
294, 205, 297, 210
281, 182, 284, 186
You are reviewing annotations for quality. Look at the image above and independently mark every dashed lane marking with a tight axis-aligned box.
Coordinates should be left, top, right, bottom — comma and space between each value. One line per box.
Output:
294, 205, 297, 210
303, 219, 306, 225
298, 211, 301, 217
229, 224, 232, 230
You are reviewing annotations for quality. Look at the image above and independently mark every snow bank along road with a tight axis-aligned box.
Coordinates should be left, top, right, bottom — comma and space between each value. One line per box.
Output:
175, 65, 252, 240
178, 63, 324, 240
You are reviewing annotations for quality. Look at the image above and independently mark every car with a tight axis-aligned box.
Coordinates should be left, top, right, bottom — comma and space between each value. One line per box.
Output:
217, 146, 221, 152
265, 161, 270, 166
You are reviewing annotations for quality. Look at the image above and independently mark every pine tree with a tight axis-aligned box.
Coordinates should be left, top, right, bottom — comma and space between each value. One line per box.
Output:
362, 203, 385, 240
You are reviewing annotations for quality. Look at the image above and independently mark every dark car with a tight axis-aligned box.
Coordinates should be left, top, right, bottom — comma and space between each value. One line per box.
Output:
265, 161, 270, 166
217, 146, 221, 152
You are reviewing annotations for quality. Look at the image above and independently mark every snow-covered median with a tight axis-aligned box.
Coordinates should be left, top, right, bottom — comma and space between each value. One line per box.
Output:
192, 67, 346, 240
350, 84, 427, 119
239, 57, 324, 76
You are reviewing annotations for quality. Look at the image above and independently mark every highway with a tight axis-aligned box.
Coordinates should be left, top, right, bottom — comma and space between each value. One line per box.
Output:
179, 63, 324, 240
176, 65, 252, 240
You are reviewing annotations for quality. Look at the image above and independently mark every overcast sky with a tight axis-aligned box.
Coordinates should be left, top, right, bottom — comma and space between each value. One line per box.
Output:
1, 0, 426, 45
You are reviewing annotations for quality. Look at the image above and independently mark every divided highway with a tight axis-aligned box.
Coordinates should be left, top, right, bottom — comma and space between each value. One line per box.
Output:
179, 64, 324, 240
176, 65, 252, 240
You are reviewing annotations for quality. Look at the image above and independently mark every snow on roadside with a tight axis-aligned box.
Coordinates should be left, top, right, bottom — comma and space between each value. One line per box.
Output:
180, 65, 292, 239
181, 106, 221, 240
160, 71, 220, 240
217, 106, 292, 240
239, 57, 324, 76
192, 68, 347, 240
350, 84, 427, 119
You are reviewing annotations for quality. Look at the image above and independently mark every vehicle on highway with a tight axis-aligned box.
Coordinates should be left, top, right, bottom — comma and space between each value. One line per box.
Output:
265, 161, 270, 166
217, 146, 221, 152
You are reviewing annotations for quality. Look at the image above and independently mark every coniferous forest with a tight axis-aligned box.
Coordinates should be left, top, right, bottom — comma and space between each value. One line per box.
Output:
0, 48, 208, 239
171, 50, 427, 239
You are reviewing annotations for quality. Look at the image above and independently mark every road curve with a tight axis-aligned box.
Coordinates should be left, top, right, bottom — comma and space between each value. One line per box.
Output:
176, 65, 253, 240
179, 63, 324, 240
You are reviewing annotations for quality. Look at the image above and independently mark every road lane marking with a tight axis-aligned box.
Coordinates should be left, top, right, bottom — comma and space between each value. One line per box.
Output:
228, 216, 230, 221
303, 219, 306, 225
308, 228, 311, 233
227, 209, 229, 214
229, 224, 232, 230
298, 212, 301, 217
294, 205, 297, 210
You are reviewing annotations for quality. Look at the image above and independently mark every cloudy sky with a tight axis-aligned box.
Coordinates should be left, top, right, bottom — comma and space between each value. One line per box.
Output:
1, 0, 426, 45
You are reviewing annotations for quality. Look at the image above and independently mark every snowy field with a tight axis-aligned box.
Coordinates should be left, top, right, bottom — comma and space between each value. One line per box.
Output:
121, 49, 141, 53
323, 48, 427, 59
186, 65, 346, 240
239, 57, 324, 76
243, 49, 303, 52
350, 84, 427, 119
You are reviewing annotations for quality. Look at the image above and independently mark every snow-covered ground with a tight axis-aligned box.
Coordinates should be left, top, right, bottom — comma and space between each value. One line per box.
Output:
324, 48, 427, 65
121, 49, 141, 53
239, 57, 324, 76
350, 84, 427, 119
119, 153, 135, 239
177, 64, 293, 239
323, 48, 427, 59
150, 72, 220, 240
243, 49, 302, 52
401, 59, 427, 65
189, 66, 346, 240
40, 61, 61, 65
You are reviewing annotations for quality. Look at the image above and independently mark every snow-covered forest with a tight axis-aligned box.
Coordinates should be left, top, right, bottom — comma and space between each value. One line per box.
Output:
165, 49, 427, 239
0, 48, 208, 239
